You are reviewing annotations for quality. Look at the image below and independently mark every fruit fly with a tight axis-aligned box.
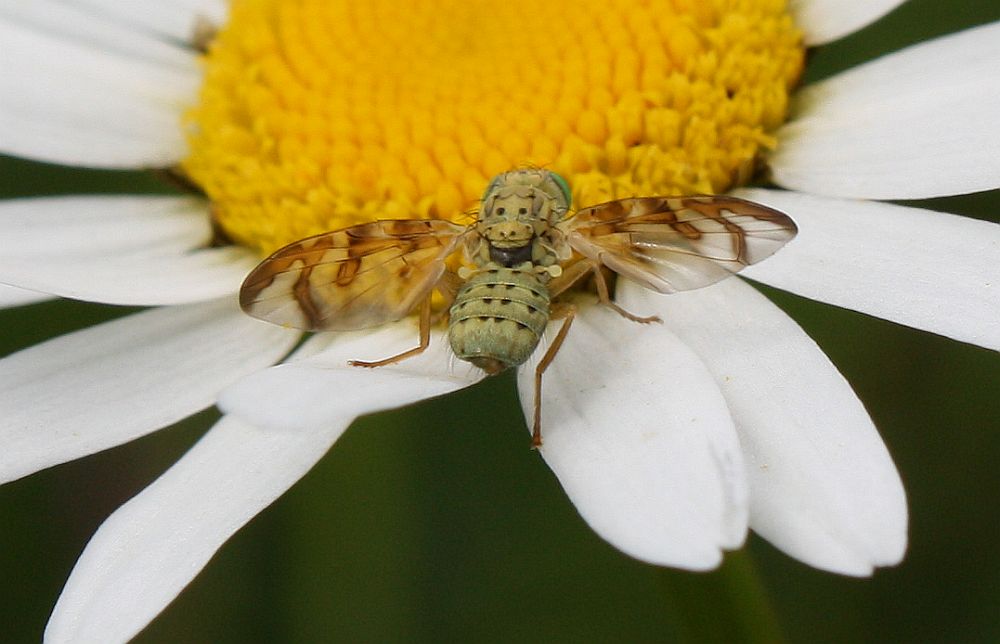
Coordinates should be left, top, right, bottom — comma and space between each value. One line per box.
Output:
240, 169, 797, 447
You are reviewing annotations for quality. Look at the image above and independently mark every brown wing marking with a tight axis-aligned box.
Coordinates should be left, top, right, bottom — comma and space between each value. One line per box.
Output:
566, 196, 797, 293
240, 219, 468, 331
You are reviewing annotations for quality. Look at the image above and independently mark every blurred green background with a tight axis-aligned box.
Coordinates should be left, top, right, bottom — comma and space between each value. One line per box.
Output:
1, 1, 998, 641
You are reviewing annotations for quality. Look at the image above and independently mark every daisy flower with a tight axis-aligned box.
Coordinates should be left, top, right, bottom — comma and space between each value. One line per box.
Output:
1, 0, 998, 641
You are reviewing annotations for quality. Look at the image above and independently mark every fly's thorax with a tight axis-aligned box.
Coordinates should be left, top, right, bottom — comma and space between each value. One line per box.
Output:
466, 169, 573, 269
448, 264, 551, 374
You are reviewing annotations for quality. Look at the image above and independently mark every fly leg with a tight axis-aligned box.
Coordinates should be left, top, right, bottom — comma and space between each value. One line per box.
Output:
429, 271, 461, 326
546, 257, 593, 298
349, 297, 433, 368
589, 262, 661, 324
531, 302, 576, 449
549, 258, 660, 324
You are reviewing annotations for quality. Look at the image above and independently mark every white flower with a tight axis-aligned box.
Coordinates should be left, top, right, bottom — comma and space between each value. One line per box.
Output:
1, 1, 998, 641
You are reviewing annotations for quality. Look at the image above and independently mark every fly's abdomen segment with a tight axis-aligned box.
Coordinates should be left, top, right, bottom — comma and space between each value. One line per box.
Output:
448, 266, 550, 374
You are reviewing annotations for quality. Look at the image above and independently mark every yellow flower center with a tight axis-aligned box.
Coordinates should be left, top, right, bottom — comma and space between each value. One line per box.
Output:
182, 0, 803, 255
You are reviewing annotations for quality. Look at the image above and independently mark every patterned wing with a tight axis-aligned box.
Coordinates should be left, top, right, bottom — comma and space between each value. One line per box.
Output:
566, 196, 797, 293
240, 219, 468, 331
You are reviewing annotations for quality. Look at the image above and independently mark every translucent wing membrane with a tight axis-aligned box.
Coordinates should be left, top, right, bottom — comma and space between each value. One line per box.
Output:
567, 196, 797, 293
240, 219, 468, 331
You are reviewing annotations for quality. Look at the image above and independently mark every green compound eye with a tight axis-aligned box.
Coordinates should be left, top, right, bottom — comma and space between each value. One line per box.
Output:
549, 172, 572, 209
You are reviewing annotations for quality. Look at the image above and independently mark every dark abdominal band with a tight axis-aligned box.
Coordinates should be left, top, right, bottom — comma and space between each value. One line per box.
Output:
490, 243, 533, 267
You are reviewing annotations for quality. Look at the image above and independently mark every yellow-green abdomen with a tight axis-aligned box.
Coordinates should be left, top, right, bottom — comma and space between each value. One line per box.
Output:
448, 267, 550, 374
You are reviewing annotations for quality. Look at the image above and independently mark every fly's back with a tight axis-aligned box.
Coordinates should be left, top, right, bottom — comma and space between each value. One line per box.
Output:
447, 169, 572, 374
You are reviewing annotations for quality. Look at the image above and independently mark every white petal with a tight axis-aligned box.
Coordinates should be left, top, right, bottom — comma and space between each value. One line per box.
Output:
219, 321, 484, 431
621, 279, 907, 575
515, 304, 748, 569
45, 414, 336, 644
0, 195, 212, 255
0, 284, 51, 308
0, 0, 198, 69
0, 14, 198, 168
789, 0, 907, 46
0, 195, 256, 305
61, 0, 228, 43
0, 298, 298, 484
771, 22, 1000, 199
737, 189, 1000, 351
0, 247, 253, 305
